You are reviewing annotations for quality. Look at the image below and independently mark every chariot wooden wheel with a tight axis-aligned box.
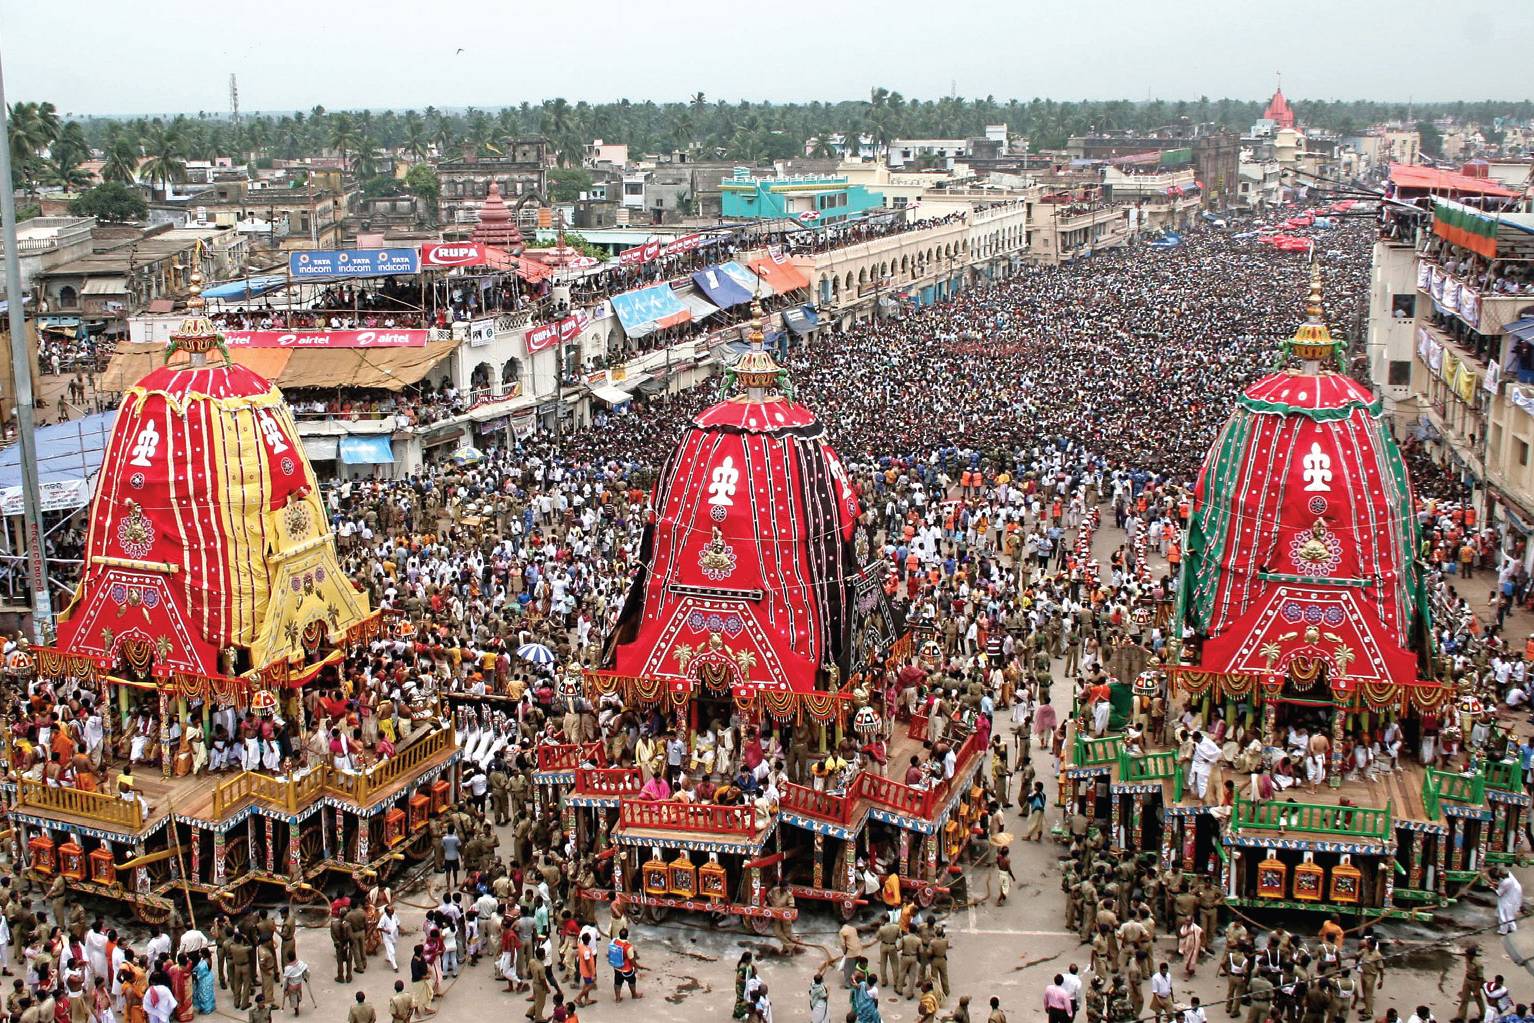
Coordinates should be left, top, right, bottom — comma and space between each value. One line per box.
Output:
132, 899, 173, 926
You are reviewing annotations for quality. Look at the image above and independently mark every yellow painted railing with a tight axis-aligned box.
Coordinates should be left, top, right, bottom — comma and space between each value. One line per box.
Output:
326, 726, 455, 806
30, 728, 456, 827
17, 778, 144, 830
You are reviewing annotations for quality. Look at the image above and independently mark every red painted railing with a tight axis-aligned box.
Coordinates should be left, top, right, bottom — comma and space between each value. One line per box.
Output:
781, 781, 855, 825
857, 771, 930, 817
574, 766, 643, 798
619, 798, 757, 836
536, 741, 607, 772
909, 714, 930, 742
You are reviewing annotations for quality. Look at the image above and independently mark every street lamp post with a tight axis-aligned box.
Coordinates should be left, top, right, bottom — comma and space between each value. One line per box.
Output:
0, 40, 54, 641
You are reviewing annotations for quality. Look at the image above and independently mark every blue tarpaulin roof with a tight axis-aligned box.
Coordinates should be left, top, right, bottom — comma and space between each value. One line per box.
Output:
782, 305, 818, 335
202, 275, 288, 300
692, 265, 754, 308
720, 260, 774, 299
338, 435, 395, 465
0, 410, 115, 513
610, 284, 692, 339
1508, 316, 1534, 343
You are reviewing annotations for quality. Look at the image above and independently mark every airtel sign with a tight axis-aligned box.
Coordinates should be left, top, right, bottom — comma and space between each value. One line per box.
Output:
419, 243, 488, 267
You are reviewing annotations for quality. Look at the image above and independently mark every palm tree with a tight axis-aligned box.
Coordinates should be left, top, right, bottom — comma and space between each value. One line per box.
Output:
464, 110, 498, 158
401, 113, 429, 161
100, 134, 140, 185
45, 156, 92, 190
432, 118, 455, 158
8, 102, 50, 193
139, 122, 187, 197
329, 112, 362, 172
51, 121, 89, 171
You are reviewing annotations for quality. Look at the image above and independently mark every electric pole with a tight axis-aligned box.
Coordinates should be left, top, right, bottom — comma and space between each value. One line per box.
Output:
0, 37, 54, 641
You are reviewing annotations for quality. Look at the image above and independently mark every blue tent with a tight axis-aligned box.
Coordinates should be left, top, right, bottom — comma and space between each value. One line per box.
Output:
201, 275, 288, 300
0, 410, 115, 513
610, 284, 691, 339
692, 265, 753, 308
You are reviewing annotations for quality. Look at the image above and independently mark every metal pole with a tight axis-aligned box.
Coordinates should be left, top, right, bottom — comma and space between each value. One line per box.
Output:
0, 47, 54, 643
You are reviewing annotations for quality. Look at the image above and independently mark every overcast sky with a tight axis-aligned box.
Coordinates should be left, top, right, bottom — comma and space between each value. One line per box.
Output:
5, 0, 1528, 116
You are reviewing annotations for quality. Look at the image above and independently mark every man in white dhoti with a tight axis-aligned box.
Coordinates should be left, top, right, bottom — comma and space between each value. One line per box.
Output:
1496, 868, 1523, 934
378, 905, 400, 971
85, 921, 109, 987
1190, 731, 1221, 801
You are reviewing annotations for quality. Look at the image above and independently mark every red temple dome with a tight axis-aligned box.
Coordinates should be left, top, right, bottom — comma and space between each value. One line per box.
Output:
606, 312, 894, 692
1264, 87, 1297, 130
1176, 267, 1426, 688
470, 182, 524, 253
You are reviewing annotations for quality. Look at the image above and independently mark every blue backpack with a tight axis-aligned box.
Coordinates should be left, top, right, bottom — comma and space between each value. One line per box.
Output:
607, 939, 628, 970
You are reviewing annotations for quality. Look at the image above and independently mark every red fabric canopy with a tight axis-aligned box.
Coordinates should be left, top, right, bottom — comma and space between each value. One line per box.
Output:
748, 257, 811, 294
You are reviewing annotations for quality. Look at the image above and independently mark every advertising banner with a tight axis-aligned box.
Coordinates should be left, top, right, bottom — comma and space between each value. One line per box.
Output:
420, 243, 488, 267
221, 329, 428, 349
289, 248, 420, 278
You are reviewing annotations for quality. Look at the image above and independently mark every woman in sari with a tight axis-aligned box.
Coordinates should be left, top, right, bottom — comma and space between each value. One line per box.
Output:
191, 953, 215, 1015
807, 974, 829, 1023
119, 967, 147, 1023
167, 956, 193, 1023
732, 953, 756, 1020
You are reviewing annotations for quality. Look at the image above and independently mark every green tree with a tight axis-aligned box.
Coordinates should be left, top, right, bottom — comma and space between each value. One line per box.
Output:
558, 231, 608, 260
547, 167, 593, 203
361, 174, 404, 198
139, 122, 187, 196
46, 156, 93, 190
1417, 120, 1444, 158
401, 112, 429, 161
69, 181, 147, 222
100, 134, 140, 184
404, 162, 439, 224
328, 112, 362, 172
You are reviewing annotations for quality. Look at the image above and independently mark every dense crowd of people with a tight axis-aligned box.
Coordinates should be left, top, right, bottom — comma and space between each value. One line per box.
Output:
11, 209, 1532, 1023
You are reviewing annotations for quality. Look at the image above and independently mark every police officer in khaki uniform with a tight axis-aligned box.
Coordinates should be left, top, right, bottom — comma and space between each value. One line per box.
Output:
1196, 878, 1222, 954
897, 929, 922, 1000
345, 902, 369, 974
247, 994, 271, 1023
877, 918, 901, 989
348, 991, 376, 1023
928, 927, 950, 1003
1355, 938, 1384, 1020
1244, 972, 1274, 1023
257, 940, 278, 1007
1453, 946, 1486, 1023
388, 981, 413, 1023
1220, 943, 1250, 1016
331, 913, 354, 984
228, 937, 254, 1011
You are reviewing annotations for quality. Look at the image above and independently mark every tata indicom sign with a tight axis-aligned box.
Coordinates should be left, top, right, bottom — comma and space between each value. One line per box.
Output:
221, 329, 428, 349
420, 242, 488, 267
288, 248, 420, 278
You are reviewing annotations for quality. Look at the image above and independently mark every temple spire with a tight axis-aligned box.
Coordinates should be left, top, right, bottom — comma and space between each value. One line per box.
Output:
732, 299, 784, 403
1284, 258, 1340, 373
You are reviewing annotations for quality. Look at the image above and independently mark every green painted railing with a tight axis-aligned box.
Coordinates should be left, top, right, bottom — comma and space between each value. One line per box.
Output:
1119, 749, 1185, 801
1483, 760, 1524, 794
1232, 794, 1392, 841
1422, 767, 1485, 821
1072, 731, 1125, 768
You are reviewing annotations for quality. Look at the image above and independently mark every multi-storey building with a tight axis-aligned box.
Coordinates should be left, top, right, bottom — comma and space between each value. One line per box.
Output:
1368, 165, 1534, 534
436, 138, 550, 227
